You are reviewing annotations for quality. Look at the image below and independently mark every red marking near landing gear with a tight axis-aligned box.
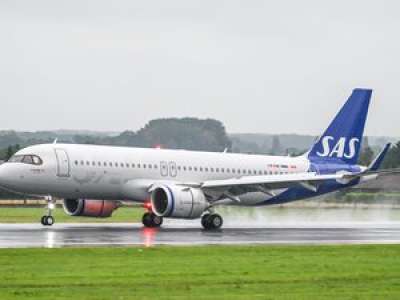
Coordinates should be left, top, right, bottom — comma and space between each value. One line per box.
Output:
141, 227, 158, 247
143, 201, 152, 212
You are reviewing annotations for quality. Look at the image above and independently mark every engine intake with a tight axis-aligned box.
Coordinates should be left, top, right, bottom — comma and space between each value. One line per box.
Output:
63, 199, 119, 218
150, 185, 208, 219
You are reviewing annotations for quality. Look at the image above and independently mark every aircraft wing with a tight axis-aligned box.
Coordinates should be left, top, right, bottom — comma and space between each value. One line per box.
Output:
199, 168, 400, 202
198, 172, 344, 201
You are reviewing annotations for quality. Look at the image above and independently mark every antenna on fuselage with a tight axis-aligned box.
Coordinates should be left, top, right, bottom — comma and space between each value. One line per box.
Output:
53, 138, 58, 144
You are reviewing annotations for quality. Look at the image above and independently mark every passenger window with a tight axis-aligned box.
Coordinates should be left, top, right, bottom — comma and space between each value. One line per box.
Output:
86, 161, 90, 166
183, 166, 187, 171
81, 161, 84, 165
199, 167, 203, 172
149, 164, 152, 169
210, 168, 214, 172
188, 167, 192, 171
194, 167, 197, 171
109, 162, 112, 167
205, 167, 208, 172
74, 160, 78, 165
132, 163, 135, 168
154, 164, 158, 169
143, 164, 147, 169
138, 164, 141, 168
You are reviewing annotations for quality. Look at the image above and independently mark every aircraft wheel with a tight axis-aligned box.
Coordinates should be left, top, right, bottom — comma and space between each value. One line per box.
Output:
142, 212, 162, 228
41, 215, 54, 226
152, 214, 163, 227
201, 214, 211, 228
202, 214, 223, 230
209, 214, 223, 230
46, 216, 54, 226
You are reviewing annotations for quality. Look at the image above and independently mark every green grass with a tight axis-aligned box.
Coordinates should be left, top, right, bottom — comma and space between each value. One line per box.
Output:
0, 245, 399, 299
0, 206, 143, 223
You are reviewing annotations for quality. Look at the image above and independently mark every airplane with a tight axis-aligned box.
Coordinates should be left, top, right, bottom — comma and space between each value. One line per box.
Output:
0, 88, 397, 230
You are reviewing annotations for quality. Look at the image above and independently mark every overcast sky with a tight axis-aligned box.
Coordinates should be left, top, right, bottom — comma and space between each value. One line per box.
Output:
1, 0, 399, 136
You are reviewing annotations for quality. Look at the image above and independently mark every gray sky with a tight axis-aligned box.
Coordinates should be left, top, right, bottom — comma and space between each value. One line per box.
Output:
1, 0, 399, 136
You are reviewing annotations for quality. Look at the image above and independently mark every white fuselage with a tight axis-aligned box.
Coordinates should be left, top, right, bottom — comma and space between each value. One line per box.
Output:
0, 144, 310, 205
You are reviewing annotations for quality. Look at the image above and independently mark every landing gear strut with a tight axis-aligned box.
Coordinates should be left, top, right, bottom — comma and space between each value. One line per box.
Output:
201, 213, 223, 230
142, 212, 163, 228
41, 196, 55, 226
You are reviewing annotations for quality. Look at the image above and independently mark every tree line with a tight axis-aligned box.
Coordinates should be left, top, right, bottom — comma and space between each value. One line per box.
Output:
0, 117, 399, 168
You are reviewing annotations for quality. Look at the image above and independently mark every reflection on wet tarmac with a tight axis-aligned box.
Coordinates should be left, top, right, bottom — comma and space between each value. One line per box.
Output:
0, 222, 400, 248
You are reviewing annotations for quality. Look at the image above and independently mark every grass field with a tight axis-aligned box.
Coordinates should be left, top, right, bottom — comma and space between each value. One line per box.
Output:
0, 245, 399, 299
0, 206, 143, 223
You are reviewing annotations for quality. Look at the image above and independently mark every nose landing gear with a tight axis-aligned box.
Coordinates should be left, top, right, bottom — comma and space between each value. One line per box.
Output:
41, 196, 56, 226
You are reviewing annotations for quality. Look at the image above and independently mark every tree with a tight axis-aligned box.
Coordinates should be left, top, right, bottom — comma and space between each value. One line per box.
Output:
382, 141, 400, 168
6, 145, 13, 160
271, 136, 283, 155
358, 146, 374, 166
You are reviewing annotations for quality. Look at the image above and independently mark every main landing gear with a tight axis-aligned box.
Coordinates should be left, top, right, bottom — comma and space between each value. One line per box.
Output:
142, 212, 163, 228
201, 213, 223, 230
41, 196, 55, 226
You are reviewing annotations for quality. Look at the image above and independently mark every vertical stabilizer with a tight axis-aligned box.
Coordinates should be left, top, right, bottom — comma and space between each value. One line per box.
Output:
308, 89, 372, 165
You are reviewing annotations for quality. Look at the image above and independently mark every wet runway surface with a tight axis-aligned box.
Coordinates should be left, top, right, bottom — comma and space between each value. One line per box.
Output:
1, 223, 400, 248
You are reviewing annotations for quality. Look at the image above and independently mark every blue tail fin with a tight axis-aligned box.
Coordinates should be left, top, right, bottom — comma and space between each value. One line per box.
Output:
308, 88, 372, 165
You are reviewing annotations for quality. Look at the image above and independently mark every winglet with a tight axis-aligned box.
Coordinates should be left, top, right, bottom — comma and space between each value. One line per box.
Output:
368, 143, 391, 171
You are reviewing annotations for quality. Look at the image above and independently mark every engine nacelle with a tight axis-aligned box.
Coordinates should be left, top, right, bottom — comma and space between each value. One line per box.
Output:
63, 199, 119, 218
150, 184, 209, 219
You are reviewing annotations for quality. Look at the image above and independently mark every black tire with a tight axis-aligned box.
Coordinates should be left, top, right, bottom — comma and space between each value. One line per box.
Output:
201, 214, 211, 229
41, 216, 47, 226
142, 212, 153, 227
202, 213, 223, 230
209, 214, 224, 229
45, 216, 54, 226
152, 215, 163, 227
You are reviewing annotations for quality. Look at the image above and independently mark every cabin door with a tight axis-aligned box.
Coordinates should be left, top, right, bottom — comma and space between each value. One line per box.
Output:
55, 149, 70, 177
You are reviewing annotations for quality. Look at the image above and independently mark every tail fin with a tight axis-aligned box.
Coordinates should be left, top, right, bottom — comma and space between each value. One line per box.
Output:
308, 88, 372, 165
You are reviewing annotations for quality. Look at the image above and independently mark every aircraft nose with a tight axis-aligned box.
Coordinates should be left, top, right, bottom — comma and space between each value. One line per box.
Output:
0, 164, 11, 189
0, 165, 6, 186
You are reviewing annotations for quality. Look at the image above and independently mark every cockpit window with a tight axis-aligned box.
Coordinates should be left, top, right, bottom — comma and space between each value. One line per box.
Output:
22, 155, 34, 164
8, 155, 43, 165
8, 155, 24, 163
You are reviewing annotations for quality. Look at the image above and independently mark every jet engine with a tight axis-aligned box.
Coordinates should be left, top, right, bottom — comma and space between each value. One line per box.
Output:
63, 199, 119, 218
150, 184, 209, 219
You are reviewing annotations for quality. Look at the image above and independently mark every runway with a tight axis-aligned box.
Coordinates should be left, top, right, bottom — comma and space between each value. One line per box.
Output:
1, 223, 400, 248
